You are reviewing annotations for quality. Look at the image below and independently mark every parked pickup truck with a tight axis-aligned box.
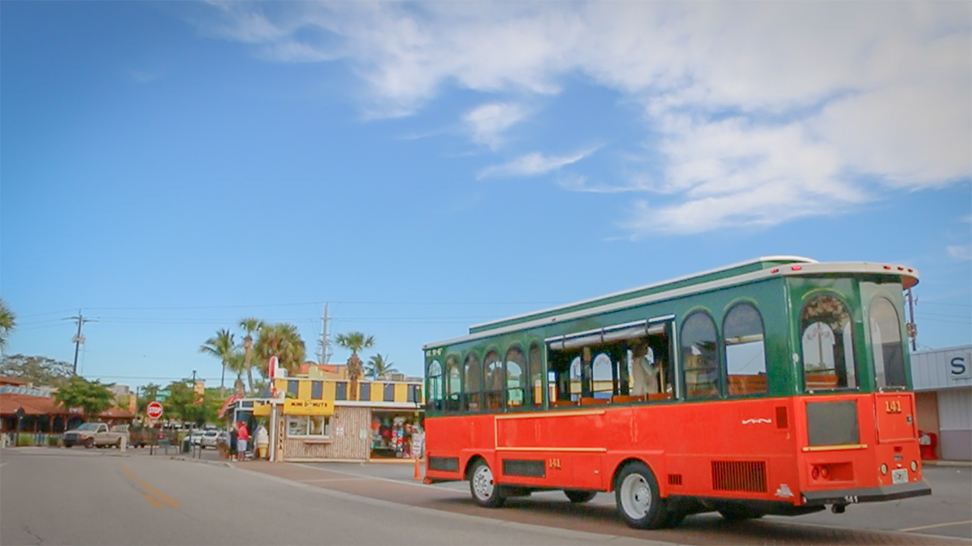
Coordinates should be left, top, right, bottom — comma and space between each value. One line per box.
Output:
64, 422, 129, 448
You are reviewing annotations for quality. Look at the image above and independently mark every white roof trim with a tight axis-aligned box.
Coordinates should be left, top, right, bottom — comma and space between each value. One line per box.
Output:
424, 260, 917, 350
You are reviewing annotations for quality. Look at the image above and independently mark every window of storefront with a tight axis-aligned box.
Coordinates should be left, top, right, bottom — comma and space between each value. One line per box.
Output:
286, 415, 331, 437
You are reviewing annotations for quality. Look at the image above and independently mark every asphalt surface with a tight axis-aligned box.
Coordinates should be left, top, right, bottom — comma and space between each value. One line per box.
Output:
0, 446, 671, 546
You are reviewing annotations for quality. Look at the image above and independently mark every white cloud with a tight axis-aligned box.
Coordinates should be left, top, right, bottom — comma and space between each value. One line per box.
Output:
464, 102, 529, 150
202, 1, 972, 234
947, 245, 972, 261
478, 149, 596, 180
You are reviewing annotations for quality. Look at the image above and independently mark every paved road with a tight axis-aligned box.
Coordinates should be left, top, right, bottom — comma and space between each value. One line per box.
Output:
0, 447, 667, 546
275, 459, 972, 545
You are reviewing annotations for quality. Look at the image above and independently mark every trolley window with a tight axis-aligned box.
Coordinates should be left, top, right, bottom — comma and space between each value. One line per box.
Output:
800, 294, 857, 391
724, 303, 768, 396
869, 297, 907, 389
681, 311, 721, 399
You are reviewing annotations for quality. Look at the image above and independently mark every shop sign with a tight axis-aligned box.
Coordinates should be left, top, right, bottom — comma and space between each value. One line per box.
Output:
252, 402, 272, 417
283, 399, 334, 416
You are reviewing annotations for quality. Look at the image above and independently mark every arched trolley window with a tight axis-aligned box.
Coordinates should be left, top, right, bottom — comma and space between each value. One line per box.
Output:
427, 360, 443, 411
681, 311, 721, 399
870, 297, 907, 389
723, 303, 768, 396
800, 294, 857, 391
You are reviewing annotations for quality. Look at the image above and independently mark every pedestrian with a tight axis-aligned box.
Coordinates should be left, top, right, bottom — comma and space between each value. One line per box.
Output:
228, 426, 238, 460
236, 421, 250, 462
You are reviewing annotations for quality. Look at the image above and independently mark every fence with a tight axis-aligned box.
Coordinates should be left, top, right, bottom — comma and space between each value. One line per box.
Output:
1, 432, 62, 447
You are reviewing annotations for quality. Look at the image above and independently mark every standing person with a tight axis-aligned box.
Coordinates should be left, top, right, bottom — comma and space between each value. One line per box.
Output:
229, 425, 237, 460
236, 421, 250, 462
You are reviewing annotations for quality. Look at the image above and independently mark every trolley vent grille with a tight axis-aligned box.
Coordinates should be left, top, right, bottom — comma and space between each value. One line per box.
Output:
668, 474, 683, 486
711, 461, 766, 492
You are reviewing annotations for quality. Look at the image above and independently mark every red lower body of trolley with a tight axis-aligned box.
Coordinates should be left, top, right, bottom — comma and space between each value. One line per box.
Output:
423, 392, 931, 529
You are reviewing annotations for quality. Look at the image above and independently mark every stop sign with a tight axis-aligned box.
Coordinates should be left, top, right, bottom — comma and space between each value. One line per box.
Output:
146, 401, 163, 419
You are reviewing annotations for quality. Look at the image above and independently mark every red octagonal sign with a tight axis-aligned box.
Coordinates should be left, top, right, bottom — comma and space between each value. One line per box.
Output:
146, 401, 163, 419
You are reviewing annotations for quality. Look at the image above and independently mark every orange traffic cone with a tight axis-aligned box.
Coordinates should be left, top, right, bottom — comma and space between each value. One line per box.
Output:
413, 456, 422, 480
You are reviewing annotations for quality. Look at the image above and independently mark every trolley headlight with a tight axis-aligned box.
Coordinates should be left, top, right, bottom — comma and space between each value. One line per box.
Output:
880, 464, 888, 475
911, 461, 918, 472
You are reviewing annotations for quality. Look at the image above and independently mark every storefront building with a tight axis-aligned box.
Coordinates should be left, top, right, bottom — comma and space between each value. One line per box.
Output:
234, 370, 424, 462
911, 345, 972, 461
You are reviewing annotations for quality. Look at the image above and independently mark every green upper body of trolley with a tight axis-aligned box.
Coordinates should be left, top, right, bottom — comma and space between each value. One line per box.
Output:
422, 256, 919, 413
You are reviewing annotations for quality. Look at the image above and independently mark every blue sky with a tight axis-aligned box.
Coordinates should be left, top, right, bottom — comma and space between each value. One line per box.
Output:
2, 1, 970, 391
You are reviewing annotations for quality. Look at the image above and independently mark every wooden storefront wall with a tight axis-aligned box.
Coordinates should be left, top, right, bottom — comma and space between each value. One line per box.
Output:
283, 406, 371, 460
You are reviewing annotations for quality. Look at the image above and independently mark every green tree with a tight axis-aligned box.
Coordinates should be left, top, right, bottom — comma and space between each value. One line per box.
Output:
239, 318, 264, 395
200, 329, 236, 395
366, 353, 398, 379
0, 298, 16, 355
335, 332, 374, 400
255, 322, 306, 380
55, 376, 113, 419
0, 354, 73, 388
136, 383, 161, 414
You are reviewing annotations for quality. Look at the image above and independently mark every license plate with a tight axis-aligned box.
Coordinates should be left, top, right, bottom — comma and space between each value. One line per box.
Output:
892, 468, 908, 484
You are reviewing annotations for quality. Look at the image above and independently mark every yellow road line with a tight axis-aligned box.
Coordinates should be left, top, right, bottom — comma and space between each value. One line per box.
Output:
121, 464, 180, 508
898, 519, 972, 533
142, 493, 163, 507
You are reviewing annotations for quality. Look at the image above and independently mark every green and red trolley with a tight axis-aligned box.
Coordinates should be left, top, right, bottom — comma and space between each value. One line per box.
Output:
422, 256, 931, 529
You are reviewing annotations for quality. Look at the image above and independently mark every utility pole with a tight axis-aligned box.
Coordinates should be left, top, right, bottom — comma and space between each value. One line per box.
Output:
67, 311, 94, 375
318, 303, 331, 365
906, 289, 918, 351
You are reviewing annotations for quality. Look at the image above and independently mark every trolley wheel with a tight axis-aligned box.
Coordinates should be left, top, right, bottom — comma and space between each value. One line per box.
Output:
564, 490, 597, 503
468, 459, 506, 508
614, 461, 667, 529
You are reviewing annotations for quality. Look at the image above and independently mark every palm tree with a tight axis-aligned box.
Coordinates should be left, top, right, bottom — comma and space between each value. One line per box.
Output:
255, 322, 306, 380
335, 331, 374, 400
199, 329, 235, 395
0, 298, 16, 355
366, 353, 398, 379
239, 317, 264, 395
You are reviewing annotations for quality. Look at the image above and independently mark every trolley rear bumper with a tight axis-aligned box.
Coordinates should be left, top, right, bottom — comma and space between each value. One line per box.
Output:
802, 481, 931, 506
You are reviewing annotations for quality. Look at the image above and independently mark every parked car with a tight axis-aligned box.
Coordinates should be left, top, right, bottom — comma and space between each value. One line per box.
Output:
64, 422, 129, 448
200, 429, 221, 449
188, 429, 205, 446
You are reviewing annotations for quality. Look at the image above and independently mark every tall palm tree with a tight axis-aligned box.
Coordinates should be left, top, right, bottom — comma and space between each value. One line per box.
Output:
335, 332, 374, 400
366, 353, 398, 379
0, 298, 16, 355
239, 317, 264, 395
199, 329, 235, 395
255, 322, 306, 380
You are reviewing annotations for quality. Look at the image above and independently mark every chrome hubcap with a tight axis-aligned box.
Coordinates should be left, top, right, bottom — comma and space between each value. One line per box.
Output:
620, 474, 651, 519
472, 465, 494, 500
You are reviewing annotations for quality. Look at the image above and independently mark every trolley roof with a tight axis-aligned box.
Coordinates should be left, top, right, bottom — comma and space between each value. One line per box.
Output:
423, 256, 918, 350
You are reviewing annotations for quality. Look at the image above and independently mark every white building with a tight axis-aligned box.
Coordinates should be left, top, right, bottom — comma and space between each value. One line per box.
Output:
911, 345, 971, 461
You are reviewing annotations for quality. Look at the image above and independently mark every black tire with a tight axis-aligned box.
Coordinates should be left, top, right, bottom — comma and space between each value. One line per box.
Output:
64, 442, 74, 448
468, 459, 506, 508
565, 490, 598, 503
84, 438, 94, 449
614, 461, 667, 529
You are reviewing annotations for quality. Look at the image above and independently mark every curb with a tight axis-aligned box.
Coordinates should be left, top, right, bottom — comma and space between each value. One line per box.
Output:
922, 459, 972, 467
168, 455, 235, 468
